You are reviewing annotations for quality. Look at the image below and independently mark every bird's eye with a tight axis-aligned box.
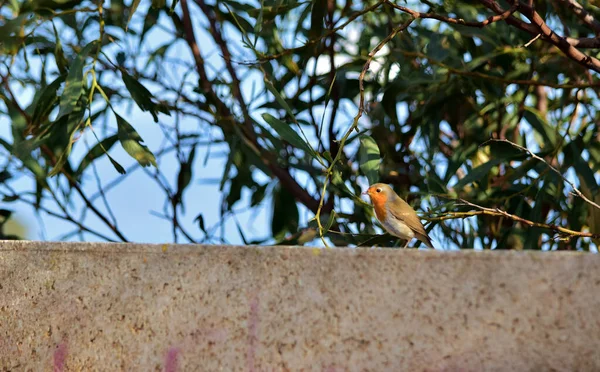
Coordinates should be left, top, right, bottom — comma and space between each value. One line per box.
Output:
376, 188, 381, 193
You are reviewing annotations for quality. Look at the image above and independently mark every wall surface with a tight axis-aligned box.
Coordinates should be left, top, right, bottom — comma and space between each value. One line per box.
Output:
1, 241, 599, 371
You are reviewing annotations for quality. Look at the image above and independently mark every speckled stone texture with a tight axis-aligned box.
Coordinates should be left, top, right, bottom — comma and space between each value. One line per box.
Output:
1, 241, 599, 371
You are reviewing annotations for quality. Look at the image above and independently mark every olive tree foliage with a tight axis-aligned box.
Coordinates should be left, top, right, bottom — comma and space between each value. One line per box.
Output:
1, 0, 600, 249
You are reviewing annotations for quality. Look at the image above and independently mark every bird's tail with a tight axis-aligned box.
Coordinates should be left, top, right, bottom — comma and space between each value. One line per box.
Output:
417, 233, 435, 249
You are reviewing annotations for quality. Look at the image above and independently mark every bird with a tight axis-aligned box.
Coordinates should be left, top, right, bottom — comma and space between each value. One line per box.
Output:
363, 183, 434, 249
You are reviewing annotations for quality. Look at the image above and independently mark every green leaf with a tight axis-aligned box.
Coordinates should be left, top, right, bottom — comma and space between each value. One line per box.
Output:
523, 108, 557, 148
226, 175, 243, 210
505, 158, 539, 184
453, 157, 505, 190
140, 6, 160, 44
220, 139, 238, 190
264, 77, 295, 120
175, 146, 196, 210
52, 22, 68, 75
358, 135, 381, 185
121, 69, 168, 122
271, 185, 299, 240
309, 0, 326, 40
3, 195, 18, 202
56, 40, 97, 120
108, 157, 127, 174
0, 208, 12, 219
324, 210, 337, 232
0, 171, 11, 183
126, 0, 142, 31
262, 113, 314, 155
115, 112, 157, 167
195, 214, 206, 233
31, 74, 66, 129
49, 97, 87, 177
76, 134, 123, 175
250, 183, 268, 206
444, 143, 478, 183
523, 188, 546, 249
579, 176, 600, 247
427, 33, 450, 62
574, 158, 599, 196
253, 1, 263, 34
7, 0, 19, 12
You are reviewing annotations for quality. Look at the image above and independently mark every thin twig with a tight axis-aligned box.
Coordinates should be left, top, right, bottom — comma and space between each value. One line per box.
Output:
254, 0, 387, 63
4, 187, 117, 242
397, 50, 600, 89
39, 145, 130, 241
180, 0, 325, 215
558, 0, 600, 35
482, 138, 600, 211
429, 199, 600, 239
388, 0, 518, 28
314, 18, 415, 244
523, 33, 542, 48
479, 0, 600, 72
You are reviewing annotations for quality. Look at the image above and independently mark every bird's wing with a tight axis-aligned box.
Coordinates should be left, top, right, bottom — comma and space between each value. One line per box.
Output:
387, 197, 429, 238
388, 199, 434, 248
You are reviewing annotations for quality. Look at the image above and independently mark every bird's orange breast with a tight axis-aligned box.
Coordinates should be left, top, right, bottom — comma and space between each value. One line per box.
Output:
370, 195, 388, 222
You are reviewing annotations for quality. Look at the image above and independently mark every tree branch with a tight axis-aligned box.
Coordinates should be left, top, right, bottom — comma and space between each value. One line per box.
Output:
427, 199, 600, 239
39, 145, 130, 241
558, 0, 600, 35
388, 0, 518, 28
478, 0, 600, 72
179, 0, 325, 214
482, 139, 600, 211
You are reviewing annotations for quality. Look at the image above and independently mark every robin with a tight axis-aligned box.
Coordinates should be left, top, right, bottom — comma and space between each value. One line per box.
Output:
363, 183, 434, 248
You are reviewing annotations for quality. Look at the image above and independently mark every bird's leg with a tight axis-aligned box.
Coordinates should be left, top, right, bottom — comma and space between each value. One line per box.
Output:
401, 240, 409, 249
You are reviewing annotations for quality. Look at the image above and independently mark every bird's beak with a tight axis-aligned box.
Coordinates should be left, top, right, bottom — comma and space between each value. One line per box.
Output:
361, 190, 368, 195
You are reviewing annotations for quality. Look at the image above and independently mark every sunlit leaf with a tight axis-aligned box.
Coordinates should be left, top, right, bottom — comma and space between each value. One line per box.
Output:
49, 96, 87, 177
30, 74, 66, 130
324, 210, 337, 232
121, 69, 169, 122
56, 40, 97, 120
262, 113, 314, 155
76, 134, 123, 175
115, 112, 157, 167
358, 135, 381, 185
52, 22, 68, 74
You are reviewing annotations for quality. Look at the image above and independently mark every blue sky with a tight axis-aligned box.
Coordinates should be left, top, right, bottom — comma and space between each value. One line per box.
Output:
0, 2, 463, 248
1, 2, 275, 244
4, 1, 588, 250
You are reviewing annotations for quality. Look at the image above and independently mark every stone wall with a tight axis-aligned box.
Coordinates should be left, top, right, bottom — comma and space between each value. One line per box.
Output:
1, 241, 599, 371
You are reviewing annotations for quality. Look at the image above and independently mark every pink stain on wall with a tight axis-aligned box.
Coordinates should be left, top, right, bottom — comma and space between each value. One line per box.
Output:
164, 347, 180, 372
53, 342, 67, 372
246, 293, 260, 372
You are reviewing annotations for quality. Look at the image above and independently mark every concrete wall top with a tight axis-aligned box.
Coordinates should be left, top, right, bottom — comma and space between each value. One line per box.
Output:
1, 241, 599, 371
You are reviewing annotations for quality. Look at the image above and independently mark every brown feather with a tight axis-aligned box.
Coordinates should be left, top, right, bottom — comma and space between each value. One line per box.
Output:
387, 194, 434, 248
366, 183, 434, 248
